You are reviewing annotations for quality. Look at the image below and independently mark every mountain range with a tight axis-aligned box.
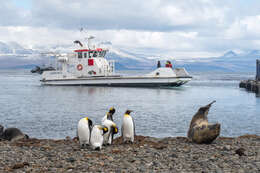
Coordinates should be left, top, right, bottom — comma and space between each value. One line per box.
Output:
0, 41, 259, 72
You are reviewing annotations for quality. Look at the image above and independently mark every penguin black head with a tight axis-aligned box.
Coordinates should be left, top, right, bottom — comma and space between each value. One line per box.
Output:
109, 107, 116, 115
103, 127, 108, 134
99, 125, 109, 134
107, 107, 115, 121
125, 110, 133, 115
112, 124, 118, 134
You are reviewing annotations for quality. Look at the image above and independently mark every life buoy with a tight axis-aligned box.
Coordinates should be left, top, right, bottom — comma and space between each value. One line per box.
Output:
77, 64, 83, 71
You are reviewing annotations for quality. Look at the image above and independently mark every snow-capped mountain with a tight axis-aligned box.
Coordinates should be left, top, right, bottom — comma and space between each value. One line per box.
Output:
0, 41, 259, 72
222, 51, 237, 58
176, 50, 260, 72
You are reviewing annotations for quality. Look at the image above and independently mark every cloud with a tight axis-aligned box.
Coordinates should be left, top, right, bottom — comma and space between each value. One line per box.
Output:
0, 1, 31, 26
0, 0, 260, 58
29, 0, 229, 31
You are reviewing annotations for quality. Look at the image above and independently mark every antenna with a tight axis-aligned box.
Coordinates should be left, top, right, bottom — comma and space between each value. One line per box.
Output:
87, 36, 95, 49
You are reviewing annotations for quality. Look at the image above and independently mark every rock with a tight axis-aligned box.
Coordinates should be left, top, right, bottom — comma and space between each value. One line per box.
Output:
235, 148, 246, 156
11, 162, 29, 169
66, 157, 76, 163
216, 167, 223, 173
223, 145, 231, 150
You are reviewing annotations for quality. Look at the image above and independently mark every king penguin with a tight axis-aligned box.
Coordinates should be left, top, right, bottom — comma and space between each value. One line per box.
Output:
102, 107, 116, 122
121, 110, 135, 143
90, 125, 108, 150
187, 101, 221, 144
77, 117, 93, 148
102, 119, 118, 145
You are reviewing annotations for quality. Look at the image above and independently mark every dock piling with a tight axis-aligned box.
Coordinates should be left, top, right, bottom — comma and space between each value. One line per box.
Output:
240, 59, 260, 96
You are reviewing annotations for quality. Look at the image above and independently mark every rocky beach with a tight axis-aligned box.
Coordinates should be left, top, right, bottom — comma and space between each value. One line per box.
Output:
0, 135, 259, 173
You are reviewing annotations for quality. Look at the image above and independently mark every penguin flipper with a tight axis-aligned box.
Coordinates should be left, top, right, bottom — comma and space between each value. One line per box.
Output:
132, 118, 136, 136
121, 125, 124, 138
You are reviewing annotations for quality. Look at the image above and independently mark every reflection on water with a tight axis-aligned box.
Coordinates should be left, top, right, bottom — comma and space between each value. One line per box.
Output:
0, 69, 259, 139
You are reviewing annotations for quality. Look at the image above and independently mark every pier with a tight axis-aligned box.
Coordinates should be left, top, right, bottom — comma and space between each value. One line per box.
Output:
239, 59, 260, 96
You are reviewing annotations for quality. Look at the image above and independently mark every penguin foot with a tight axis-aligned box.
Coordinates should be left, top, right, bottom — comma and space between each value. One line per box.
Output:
123, 140, 133, 144
94, 147, 101, 151
80, 143, 89, 149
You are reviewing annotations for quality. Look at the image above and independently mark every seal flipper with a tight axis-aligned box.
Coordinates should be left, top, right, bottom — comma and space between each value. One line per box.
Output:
191, 123, 221, 144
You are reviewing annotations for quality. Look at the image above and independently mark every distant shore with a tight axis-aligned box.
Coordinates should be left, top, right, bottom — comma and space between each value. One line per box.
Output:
0, 135, 259, 172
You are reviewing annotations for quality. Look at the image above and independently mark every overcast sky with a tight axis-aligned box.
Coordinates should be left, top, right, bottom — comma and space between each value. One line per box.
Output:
1, 0, 260, 58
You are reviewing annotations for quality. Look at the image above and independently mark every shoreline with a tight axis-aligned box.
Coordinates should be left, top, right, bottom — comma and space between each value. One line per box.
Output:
0, 135, 260, 172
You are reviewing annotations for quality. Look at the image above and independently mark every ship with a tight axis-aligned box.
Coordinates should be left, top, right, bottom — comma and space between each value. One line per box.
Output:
41, 37, 192, 87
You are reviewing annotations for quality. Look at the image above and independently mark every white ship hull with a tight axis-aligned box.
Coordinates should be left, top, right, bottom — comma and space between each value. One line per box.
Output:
41, 76, 191, 87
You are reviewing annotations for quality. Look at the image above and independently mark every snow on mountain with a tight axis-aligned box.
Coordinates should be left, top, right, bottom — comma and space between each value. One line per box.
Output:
0, 42, 13, 54
248, 50, 260, 56
0, 41, 35, 55
223, 50, 237, 57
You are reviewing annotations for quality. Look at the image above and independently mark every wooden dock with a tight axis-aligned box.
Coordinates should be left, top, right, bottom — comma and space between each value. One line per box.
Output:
239, 59, 260, 96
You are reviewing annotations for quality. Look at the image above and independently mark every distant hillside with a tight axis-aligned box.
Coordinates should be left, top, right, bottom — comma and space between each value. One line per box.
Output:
0, 41, 259, 72
176, 50, 259, 72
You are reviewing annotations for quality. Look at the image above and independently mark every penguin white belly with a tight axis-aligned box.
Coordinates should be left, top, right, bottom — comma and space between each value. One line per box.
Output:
90, 126, 104, 150
123, 116, 134, 142
102, 119, 113, 145
77, 119, 90, 146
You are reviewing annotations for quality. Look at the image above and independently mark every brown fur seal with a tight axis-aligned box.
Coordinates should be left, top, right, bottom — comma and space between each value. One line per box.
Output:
0, 127, 29, 141
187, 101, 220, 144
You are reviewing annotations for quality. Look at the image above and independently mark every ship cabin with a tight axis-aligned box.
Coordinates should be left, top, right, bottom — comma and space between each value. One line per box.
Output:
70, 48, 114, 77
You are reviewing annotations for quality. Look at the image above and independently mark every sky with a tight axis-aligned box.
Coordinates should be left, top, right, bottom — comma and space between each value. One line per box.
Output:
1, 0, 260, 58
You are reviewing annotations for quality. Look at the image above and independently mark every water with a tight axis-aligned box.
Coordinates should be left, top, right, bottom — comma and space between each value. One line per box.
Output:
0, 69, 259, 139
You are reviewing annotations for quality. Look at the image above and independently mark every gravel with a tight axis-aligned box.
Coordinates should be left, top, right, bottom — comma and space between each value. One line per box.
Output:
0, 135, 259, 173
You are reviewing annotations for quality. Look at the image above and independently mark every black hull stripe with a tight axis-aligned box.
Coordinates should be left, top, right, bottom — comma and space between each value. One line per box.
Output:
42, 82, 187, 87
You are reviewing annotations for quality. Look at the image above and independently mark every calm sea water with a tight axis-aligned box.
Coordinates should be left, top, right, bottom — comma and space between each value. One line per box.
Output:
0, 69, 259, 139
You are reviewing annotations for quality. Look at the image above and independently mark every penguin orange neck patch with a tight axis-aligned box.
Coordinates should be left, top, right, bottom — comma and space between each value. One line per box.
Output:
124, 114, 130, 117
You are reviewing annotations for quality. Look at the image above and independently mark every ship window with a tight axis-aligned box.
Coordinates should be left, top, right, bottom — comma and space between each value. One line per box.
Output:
103, 51, 106, 57
89, 51, 93, 58
78, 52, 82, 59
93, 51, 97, 57
84, 52, 88, 58
98, 51, 103, 57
